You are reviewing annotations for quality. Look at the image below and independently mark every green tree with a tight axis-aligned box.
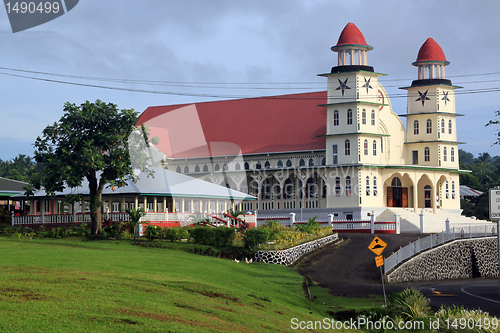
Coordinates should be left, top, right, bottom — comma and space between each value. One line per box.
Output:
32, 100, 154, 237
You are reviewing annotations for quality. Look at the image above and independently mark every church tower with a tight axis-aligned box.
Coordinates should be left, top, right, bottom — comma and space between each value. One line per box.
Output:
401, 38, 462, 169
319, 23, 388, 210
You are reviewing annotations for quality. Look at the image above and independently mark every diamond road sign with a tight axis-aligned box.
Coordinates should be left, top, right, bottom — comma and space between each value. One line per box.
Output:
368, 236, 387, 256
490, 188, 500, 220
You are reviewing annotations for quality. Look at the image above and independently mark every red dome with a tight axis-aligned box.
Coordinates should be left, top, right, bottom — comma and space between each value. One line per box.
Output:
414, 38, 449, 64
332, 22, 372, 50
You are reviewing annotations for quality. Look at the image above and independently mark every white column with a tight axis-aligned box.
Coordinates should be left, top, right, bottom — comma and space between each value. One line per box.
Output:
289, 212, 295, 228
154, 197, 157, 212
419, 212, 425, 233
370, 211, 375, 234
350, 49, 354, 65
338, 51, 341, 66
181, 198, 185, 213
395, 214, 401, 234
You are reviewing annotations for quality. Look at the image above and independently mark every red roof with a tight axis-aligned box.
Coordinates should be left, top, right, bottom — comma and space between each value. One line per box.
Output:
333, 23, 370, 48
138, 91, 327, 159
414, 38, 448, 64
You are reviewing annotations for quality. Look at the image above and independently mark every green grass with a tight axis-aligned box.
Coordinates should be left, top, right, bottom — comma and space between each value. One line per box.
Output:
0, 235, 376, 332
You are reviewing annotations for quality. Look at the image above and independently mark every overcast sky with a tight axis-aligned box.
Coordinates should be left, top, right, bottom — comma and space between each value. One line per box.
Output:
1, 0, 500, 161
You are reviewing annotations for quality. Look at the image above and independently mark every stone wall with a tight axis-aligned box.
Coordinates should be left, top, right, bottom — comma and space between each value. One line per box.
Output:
386, 237, 498, 282
253, 233, 339, 266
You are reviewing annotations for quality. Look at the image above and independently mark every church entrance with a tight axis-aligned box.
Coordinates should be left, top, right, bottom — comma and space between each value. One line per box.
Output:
424, 185, 432, 208
387, 177, 408, 208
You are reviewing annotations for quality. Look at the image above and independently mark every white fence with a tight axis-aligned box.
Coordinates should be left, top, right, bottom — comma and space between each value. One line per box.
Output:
384, 223, 497, 274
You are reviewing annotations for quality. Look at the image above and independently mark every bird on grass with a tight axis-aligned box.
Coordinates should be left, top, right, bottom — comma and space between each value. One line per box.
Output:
234, 259, 240, 264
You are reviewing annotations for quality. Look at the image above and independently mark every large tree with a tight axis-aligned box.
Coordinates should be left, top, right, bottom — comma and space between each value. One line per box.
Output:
32, 100, 153, 236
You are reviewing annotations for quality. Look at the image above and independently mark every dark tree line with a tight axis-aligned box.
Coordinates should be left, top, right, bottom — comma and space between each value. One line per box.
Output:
459, 150, 500, 220
0, 154, 37, 183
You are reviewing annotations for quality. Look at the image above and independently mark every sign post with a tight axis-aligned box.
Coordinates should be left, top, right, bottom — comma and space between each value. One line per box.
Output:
489, 188, 500, 302
369, 236, 388, 306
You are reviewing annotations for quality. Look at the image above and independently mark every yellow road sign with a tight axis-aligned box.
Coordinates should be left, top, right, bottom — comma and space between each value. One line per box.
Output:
375, 255, 384, 267
368, 236, 387, 256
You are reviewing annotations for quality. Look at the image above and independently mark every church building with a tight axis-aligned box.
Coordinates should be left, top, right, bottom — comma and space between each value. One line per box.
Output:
138, 23, 463, 220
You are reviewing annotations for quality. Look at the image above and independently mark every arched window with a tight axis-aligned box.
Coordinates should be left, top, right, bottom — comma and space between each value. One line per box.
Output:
283, 178, 293, 199
426, 119, 432, 134
335, 177, 341, 196
362, 109, 367, 125
223, 163, 228, 171
448, 120, 452, 134
445, 181, 449, 199
308, 158, 314, 166
345, 176, 352, 196
299, 159, 305, 167
255, 161, 262, 170
366, 176, 370, 196
373, 140, 377, 156
364, 139, 368, 155
373, 177, 378, 196
286, 160, 292, 167
452, 181, 456, 199
371, 110, 375, 126
424, 147, 430, 162
306, 178, 316, 199
244, 162, 249, 170
441, 119, 445, 133
195, 165, 200, 172
443, 147, 447, 162
347, 109, 353, 125
264, 161, 271, 169
414, 120, 419, 135
262, 179, 271, 200
203, 164, 209, 172
333, 110, 339, 126
184, 166, 189, 173
277, 160, 283, 168
451, 148, 455, 162
176, 166, 181, 173
344, 139, 350, 155
321, 157, 326, 166
391, 177, 402, 187
214, 164, 220, 171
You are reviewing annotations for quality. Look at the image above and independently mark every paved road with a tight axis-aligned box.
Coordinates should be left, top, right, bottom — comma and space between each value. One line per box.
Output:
298, 233, 500, 317
418, 279, 500, 317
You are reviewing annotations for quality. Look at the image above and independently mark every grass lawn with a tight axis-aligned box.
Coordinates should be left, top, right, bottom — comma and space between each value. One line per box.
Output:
0, 236, 382, 332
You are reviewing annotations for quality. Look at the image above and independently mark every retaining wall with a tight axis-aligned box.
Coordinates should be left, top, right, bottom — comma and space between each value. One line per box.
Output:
386, 237, 498, 282
253, 233, 339, 266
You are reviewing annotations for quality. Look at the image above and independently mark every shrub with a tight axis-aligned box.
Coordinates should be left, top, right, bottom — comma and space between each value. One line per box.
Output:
435, 305, 498, 333
190, 227, 214, 245
164, 227, 183, 242
145, 224, 162, 241
263, 220, 284, 241
213, 227, 236, 247
387, 288, 431, 321
244, 228, 269, 249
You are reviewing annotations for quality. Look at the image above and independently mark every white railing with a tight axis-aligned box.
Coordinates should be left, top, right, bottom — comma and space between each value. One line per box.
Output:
384, 223, 498, 274
331, 221, 371, 231
12, 210, 256, 228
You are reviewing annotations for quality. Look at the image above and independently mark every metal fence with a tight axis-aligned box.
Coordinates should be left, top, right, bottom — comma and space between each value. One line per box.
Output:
384, 223, 497, 274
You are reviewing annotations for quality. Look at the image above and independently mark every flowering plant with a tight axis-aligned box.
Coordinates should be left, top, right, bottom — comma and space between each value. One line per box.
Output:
145, 224, 162, 241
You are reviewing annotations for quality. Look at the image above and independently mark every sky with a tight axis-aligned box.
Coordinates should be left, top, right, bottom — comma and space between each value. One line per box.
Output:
1, 0, 500, 161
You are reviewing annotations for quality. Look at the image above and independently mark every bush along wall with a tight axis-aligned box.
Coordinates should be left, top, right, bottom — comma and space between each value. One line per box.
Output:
254, 233, 339, 266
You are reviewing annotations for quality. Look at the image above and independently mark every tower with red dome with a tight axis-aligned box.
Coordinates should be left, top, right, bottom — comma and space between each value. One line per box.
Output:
400, 38, 462, 211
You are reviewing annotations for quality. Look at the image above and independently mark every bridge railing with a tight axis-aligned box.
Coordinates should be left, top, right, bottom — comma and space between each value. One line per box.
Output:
384, 223, 497, 274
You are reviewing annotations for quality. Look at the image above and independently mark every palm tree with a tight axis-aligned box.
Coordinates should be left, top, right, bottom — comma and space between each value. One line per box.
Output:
125, 207, 146, 240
